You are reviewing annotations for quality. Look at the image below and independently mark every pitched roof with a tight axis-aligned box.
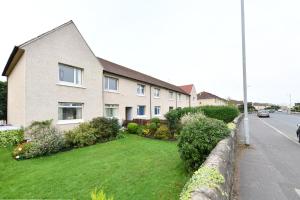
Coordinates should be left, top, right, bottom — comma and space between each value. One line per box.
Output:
197, 91, 226, 101
98, 58, 189, 95
179, 84, 194, 94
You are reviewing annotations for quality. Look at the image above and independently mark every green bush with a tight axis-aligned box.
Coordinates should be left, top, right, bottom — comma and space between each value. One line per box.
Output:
13, 120, 64, 159
90, 117, 120, 141
154, 125, 171, 139
149, 122, 158, 135
127, 123, 139, 134
150, 117, 160, 126
178, 115, 230, 172
0, 129, 24, 148
65, 122, 97, 147
12, 142, 33, 159
201, 106, 239, 123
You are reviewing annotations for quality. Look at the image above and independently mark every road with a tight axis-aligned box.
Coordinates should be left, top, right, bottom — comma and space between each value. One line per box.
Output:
238, 112, 300, 200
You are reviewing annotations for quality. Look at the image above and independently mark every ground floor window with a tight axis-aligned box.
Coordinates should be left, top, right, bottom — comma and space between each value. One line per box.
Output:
105, 104, 119, 118
154, 106, 161, 116
137, 105, 146, 116
169, 106, 174, 111
58, 102, 83, 120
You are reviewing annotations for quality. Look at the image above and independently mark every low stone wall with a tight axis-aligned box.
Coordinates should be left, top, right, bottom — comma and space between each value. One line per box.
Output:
190, 114, 243, 200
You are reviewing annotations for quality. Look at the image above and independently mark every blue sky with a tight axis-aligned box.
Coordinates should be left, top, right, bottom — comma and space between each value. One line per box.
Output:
0, 0, 299, 105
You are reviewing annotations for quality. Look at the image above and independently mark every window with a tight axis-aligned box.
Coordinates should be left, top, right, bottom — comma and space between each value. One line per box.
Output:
137, 84, 145, 96
169, 106, 174, 111
154, 88, 160, 98
59, 64, 82, 85
137, 105, 146, 116
58, 102, 83, 121
177, 94, 182, 101
104, 76, 118, 91
154, 106, 161, 116
105, 104, 119, 118
169, 91, 174, 99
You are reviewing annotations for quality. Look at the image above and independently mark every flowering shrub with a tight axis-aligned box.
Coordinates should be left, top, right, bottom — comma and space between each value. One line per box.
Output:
154, 125, 171, 139
13, 120, 64, 159
181, 112, 205, 126
0, 129, 24, 148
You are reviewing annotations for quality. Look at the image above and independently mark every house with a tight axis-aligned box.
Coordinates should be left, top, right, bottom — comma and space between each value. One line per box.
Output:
179, 84, 198, 107
253, 103, 270, 111
197, 91, 227, 106
2, 21, 191, 129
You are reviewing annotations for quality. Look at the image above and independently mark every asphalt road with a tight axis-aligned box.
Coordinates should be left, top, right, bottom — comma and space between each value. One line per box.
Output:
238, 112, 300, 200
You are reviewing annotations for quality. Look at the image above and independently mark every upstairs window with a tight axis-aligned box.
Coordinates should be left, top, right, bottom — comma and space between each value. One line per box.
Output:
137, 84, 145, 96
59, 63, 82, 85
169, 91, 174, 99
154, 88, 160, 98
137, 105, 146, 116
58, 102, 83, 121
104, 76, 118, 91
177, 94, 182, 101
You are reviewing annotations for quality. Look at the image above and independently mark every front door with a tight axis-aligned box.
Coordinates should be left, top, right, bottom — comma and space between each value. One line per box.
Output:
126, 107, 133, 121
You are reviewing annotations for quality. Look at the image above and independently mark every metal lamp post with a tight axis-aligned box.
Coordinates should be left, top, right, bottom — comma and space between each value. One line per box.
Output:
241, 0, 250, 145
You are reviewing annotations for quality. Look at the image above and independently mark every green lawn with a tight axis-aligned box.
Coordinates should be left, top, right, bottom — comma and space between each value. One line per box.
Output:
0, 135, 189, 200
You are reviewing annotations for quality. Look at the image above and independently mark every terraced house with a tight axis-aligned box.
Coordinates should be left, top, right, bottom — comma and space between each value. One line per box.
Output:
2, 21, 192, 129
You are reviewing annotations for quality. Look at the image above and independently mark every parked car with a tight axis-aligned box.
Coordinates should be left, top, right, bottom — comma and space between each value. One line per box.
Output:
297, 124, 300, 143
278, 109, 283, 112
257, 110, 270, 118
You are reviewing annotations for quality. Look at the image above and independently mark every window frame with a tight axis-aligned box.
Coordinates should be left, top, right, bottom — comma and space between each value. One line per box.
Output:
154, 106, 161, 116
169, 91, 174, 100
137, 84, 145, 96
104, 76, 119, 92
154, 88, 160, 98
58, 63, 83, 86
104, 104, 119, 118
57, 102, 84, 124
137, 105, 146, 117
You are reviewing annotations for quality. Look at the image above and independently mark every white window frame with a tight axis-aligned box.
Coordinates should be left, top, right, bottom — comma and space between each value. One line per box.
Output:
169, 91, 174, 100
104, 76, 119, 92
105, 104, 119, 118
57, 102, 84, 124
137, 105, 147, 117
154, 88, 160, 98
154, 106, 161, 116
177, 94, 182, 101
58, 63, 83, 87
137, 84, 145, 96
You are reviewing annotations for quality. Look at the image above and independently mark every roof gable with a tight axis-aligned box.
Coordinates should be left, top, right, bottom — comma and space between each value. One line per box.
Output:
179, 84, 194, 94
197, 91, 226, 101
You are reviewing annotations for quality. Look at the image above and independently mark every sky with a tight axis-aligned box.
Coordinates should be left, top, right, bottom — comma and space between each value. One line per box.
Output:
0, 0, 299, 105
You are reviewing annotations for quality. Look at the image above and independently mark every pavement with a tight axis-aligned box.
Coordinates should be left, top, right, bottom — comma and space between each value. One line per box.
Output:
237, 112, 300, 200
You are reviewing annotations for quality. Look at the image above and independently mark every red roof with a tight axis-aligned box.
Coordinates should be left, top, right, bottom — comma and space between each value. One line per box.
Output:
179, 84, 194, 94
197, 91, 226, 101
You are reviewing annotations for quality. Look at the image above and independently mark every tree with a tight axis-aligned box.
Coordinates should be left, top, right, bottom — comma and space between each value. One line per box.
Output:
238, 103, 256, 113
0, 81, 7, 120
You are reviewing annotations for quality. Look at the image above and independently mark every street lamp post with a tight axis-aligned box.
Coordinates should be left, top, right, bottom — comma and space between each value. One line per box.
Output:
241, 0, 250, 145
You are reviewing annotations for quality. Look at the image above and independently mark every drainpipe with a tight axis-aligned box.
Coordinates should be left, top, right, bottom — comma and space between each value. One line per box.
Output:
175, 92, 178, 108
189, 95, 191, 107
150, 85, 152, 118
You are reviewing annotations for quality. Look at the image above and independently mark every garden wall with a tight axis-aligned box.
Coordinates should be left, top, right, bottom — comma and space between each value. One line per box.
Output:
190, 114, 243, 200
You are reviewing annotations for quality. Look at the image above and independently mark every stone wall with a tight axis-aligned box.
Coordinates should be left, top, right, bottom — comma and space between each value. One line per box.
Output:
190, 114, 243, 200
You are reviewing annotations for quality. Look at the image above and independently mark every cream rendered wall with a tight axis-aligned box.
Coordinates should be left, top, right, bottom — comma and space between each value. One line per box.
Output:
199, 98, 227, 106
189, 86, 198, 107
151, 87, 177, 120
103, 73, 150, 121
103, 73, 189, 121
177, 93, 190, 108
7, 54, 26, 126
22, 22, 103, 129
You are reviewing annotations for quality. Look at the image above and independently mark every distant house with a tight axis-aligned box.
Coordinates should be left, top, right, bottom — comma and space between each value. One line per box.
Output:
253, 103, 270, 111
197, 91, 227, 106
179, 84, 198, 107
2, 21, 193, 129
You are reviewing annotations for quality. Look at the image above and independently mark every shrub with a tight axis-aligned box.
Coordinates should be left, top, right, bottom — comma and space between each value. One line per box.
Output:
201, 106, 239, 123
148, 122, 158, 135
90, 117, 120, 141
12, 142, 34, 159
13, 120, 64, 159
65, 122, 97, 147
0, 129, 24, 148
181, 112, 205, 126
127, 123, 139, 134
150, 117, 160, 126
154, 125, 171, 139
178, 115, 230, 172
